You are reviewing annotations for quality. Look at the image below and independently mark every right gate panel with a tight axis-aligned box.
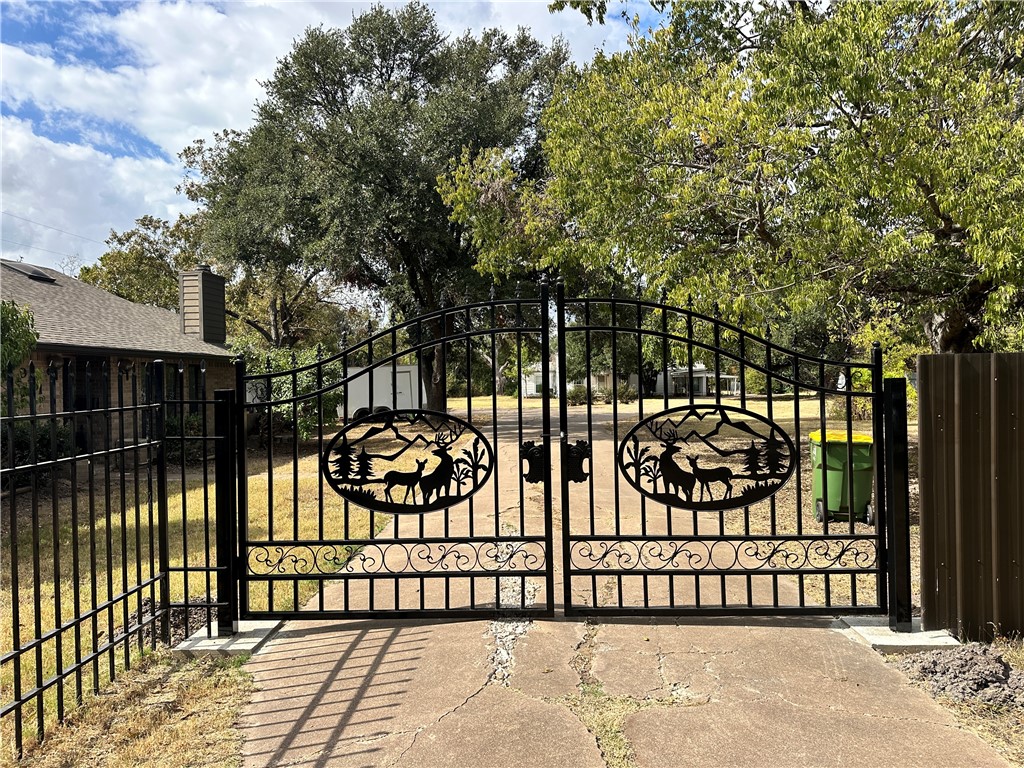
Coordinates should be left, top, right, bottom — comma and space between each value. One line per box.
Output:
556, 288, 889, 617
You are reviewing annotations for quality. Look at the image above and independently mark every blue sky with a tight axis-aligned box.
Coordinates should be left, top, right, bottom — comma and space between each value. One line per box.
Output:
1, 1, 647, 271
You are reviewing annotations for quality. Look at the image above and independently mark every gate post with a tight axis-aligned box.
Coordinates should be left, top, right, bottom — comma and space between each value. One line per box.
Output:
152, 360, 172, 645
870, 343, 889, 612
214, 390, 239, 635
884, 377, 913, 632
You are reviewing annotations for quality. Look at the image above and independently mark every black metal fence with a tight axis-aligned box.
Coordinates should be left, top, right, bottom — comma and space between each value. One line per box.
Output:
0, 357, 221, 758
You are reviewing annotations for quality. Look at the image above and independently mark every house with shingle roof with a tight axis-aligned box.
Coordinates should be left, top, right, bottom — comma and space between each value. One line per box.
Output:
1, 259, 234, 447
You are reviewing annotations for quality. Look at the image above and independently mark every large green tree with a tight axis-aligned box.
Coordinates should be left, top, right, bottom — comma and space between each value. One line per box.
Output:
446, 0, 1024, 353
181, 3, 568, 407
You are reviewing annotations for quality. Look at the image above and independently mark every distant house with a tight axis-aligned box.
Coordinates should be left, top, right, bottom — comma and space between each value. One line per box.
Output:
1, 260, 233, 446
653, 364, 740, 397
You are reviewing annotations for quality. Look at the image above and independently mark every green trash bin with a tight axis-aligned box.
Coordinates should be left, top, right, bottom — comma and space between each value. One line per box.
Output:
808, 430, 875, 524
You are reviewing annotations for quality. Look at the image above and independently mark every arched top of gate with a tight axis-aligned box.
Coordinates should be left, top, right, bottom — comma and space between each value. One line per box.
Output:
239, 286, 882, 405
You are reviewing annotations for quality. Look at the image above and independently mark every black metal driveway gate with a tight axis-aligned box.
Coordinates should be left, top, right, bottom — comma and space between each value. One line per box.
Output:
225, 278, 912, 626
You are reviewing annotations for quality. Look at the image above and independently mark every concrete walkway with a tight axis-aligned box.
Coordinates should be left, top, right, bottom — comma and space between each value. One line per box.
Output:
238, 614, 1009, 768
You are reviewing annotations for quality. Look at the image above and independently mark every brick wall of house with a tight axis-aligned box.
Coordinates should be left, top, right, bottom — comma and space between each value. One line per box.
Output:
16, 350, 235, 452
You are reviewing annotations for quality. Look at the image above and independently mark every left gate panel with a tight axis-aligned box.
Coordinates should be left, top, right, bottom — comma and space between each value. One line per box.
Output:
236, 297, 554, 619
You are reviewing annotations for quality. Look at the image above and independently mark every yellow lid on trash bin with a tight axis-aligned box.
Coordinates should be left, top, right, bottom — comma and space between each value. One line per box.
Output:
808, 430, 872, 444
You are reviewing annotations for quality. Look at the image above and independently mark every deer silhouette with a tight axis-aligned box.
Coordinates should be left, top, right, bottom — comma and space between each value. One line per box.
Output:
658, 444, 696, 502
419, 448, 455, 504
687, 456, 733, 501
383, 458, 427, 504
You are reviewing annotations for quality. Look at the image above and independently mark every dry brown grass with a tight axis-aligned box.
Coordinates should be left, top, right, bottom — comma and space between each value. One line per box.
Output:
0, 453, 377, 756
4, 651, 252, 768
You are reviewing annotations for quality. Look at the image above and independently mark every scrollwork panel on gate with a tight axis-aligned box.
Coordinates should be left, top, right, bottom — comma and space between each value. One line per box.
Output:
569, 537, 878, 572
248, 539, 547, 576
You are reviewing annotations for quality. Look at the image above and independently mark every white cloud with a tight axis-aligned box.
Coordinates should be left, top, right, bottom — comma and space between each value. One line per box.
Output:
1, 116, 190, 269
0, 1, 638, 271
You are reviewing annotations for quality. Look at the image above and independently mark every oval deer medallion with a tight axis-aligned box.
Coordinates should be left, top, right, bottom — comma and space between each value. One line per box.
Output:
618, 405, 796, 512
322, 409, 494, 514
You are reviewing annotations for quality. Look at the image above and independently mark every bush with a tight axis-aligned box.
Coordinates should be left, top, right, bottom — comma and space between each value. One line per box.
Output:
566, 385, 590, 406
0, 419, 73, 490
165, 413, 207, 465
594, 388, 613, 405
617, 385, 638, 404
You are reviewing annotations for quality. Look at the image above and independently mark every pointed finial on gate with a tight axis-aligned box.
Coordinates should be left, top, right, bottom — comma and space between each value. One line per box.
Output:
712, 301, 720, 318
489, 283, 496, 301
515, 280, 522, 299
660, 287, 668, 305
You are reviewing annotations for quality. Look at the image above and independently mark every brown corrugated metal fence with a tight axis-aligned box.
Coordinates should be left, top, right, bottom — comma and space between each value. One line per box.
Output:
919, 353, 1023, 640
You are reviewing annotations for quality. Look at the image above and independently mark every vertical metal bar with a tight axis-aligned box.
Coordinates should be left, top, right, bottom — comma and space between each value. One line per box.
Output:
102, 362, 116, 683
199, 362, 211, 635
792, 354, 805, 607
884, 377, 913, 632
117, 364, 130, 661
215, 390, 238, 636
6, 368, 24, 756
540, 275, 556, 614
153, 361, 171, 645
844, 362, 857, 607
67, 360, 84, 698
556, 278, 571, 615
818, 361, 831, 606
26, 361, 44, 736
265, 358, 274, 613
465, 307, 474, 545
290, 356, 299, 611
516, 299, 525, 540
871, 343, 888, 612
316, 349, 325, 612
490, 302, 500, 543
764, 331, 777, 607
175, 361, 188, 638
47, 362, 65, 715
738, 324, 752, 607
86, 362, 100, 687
660, 295, 671, 544
145, 364, 157, 648
235, 359, 250, 620
130, 364, 143, 654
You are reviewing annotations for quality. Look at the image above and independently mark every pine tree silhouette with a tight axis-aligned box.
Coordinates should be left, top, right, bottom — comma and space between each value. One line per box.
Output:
355, 448, 374, 481
763, 431, 788, 477
742, 440, 764, 476
331, 437, 356, 480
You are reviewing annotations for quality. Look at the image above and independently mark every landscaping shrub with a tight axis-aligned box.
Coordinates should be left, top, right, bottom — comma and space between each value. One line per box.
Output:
165, 413, 208, 465
566, 385, 590, 406
617, 385, 638, 404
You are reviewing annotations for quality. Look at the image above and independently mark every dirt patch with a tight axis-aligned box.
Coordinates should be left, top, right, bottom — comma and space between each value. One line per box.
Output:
896, 644, 1024, 709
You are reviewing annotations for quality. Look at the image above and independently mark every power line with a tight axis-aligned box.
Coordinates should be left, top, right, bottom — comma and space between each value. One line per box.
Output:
1, 239, 79, 260
1, 210, 106, 245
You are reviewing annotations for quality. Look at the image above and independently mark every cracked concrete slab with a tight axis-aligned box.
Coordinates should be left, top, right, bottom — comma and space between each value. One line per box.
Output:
625, 698, 1008, 768
507, 619, 587, 698
394, 685, 605, 768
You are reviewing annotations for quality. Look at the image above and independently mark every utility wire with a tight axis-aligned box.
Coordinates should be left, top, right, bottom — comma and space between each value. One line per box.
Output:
1, 239, 80, 259
1, 210, 106, 245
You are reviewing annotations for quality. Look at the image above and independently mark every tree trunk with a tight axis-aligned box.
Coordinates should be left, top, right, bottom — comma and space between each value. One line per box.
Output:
419, 315, 449, 411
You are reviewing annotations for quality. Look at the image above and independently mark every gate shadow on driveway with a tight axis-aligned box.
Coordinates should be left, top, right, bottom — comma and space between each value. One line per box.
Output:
238, 619, 491, 768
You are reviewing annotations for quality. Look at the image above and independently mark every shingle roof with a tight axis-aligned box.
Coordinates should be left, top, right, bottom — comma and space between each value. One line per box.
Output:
1, 260, 232, 359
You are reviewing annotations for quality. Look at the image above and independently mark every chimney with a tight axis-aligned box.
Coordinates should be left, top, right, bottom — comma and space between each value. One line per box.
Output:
179, 265, 226, 344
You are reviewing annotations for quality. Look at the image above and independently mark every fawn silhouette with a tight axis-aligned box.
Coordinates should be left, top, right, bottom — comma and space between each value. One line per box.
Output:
687, 456, 733, 501
383, 458, 427, 504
